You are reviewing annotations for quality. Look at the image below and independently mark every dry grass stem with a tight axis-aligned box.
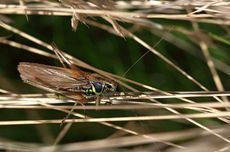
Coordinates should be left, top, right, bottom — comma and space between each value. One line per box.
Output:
0, 0, 229, 151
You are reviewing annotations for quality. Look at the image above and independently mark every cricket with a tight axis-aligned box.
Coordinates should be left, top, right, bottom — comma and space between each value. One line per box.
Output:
17, 44, 117, 105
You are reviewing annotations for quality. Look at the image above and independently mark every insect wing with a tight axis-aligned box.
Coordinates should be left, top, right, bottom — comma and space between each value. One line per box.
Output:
18, 62, 90, 92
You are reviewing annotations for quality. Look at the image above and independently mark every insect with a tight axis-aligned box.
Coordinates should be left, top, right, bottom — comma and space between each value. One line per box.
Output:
17, 44, 117, 104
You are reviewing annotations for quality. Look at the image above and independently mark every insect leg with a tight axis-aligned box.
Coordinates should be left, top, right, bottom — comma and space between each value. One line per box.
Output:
59, 93, 89, 126
95, 97, 101, 111
61, 101, 78, 126
32, 77, 86, 105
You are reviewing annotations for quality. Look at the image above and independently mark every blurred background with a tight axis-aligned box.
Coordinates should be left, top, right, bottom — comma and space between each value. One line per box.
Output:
0, 0, 230, 151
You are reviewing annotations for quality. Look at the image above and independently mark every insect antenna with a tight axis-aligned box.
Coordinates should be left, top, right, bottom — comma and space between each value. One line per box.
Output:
122, 26, 174, 78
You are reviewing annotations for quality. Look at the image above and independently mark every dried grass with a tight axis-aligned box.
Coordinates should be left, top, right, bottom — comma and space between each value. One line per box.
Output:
0, 0, 230, 152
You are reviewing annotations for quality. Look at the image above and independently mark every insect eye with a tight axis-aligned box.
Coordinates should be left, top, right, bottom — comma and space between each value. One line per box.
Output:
104, 84, 114, 91
105, 84, 112, 89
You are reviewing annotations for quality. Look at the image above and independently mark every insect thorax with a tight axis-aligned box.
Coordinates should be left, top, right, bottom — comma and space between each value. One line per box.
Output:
82, 81, 104, 97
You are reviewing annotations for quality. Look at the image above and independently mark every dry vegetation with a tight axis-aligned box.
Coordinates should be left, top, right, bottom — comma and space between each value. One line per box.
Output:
0, 0, 230, 152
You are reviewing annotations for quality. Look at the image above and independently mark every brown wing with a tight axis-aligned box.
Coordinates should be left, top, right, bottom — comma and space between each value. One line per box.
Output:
18, 62, 90, 92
